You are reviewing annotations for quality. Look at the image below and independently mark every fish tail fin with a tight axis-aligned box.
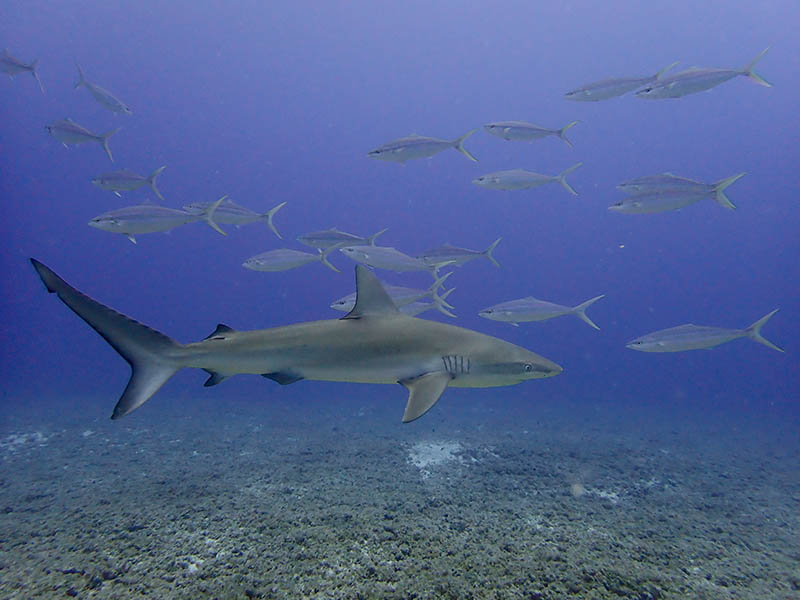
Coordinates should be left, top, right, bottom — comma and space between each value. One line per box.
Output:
261, 201, 287, 239
454, 129, 478, 162
427, 272, 455, 309
572, 294, 605, 330
742, 47, 771, 87
367, 227, 388, 246
712, 172, 745, 209
148, 166, 166, 202
30, 259, 187, 419
558, 121, 580, 148
30, 59, 45, 95
319, 247, 341, 273
655, 61, 679, 79
434, 288, 457, 318
483, 237, 502, 267
73, 60, 86, 89
203, 195, 228, 236
429, 260, 457, 277
100, 127, 121, 162
745, 309, 783, 352
557, 162, 583, 196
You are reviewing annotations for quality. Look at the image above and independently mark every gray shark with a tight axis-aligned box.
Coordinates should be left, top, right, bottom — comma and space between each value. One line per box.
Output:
31, 260, 562, 422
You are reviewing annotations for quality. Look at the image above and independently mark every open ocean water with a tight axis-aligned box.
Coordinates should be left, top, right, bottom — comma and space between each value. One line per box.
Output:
1, 1, 798, 598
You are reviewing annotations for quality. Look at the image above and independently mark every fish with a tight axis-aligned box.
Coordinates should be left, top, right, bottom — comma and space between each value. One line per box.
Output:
483, 120, 579, 147
472, 163, 582, 195
74, 62, 132, 114
479, 295, 605, 329
0, 48, 44, 94
331, 272, 455, 314
243, 248, 339, 273
30, 260, 561, 422
185, 199, 286, 239
608, 173, 745, 214
564, 62, 677, 101
418, 238, 502, 269
297, 227, 388, 249
88, 196, 226, 243
92, 166, 166, 201
636, 49, 771, 99
339, 245, 453, 276
368, 130, 478, 163
626, 310, 783, 353
617, 172, 737, 196
45, 118, 120, 162
400, 292, 457, 318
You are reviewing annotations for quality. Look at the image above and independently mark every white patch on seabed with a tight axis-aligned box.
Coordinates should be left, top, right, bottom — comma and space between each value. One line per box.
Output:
407, 440, 464, 478
0, 431, 49, 454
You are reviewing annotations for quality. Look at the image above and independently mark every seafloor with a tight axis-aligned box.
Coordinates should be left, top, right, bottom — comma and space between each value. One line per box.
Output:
1, 391, 798, 599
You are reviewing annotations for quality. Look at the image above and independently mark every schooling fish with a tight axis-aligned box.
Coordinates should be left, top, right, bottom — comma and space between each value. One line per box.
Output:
418, 238, 502, 269
331, 272, 454, 313
626, 310, 783, 353
297, 227, 388, 250
31, 261, 561, 421
368, 130, 478, 163
0, 48, 44, 94
479, 295, 605, 329
483, 120, 579, 147
340, 245, 453, 276
92, 166, 166, 201
74, 62, 132, 114
564, 62, 677, 101
473, 163, 582, 195
185, 199, 286, 239
608, 173, 745, 214
45, 118, 120, 162
243, 248, 339, 273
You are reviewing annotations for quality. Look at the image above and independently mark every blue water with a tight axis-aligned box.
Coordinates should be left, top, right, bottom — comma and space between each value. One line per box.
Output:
2, 1, 798, 424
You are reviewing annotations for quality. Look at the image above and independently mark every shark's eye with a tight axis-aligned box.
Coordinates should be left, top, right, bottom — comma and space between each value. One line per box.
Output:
523, 364, 533, 372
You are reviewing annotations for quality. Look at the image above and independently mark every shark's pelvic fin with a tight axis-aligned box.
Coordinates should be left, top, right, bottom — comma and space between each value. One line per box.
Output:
262, 371, 305, 385
342, 265, 399, 319
400, 371, 451, 422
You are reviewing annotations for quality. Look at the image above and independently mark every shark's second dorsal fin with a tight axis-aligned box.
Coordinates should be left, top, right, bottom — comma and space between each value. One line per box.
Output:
342, 265, 399, 319
204, 323, 236, 340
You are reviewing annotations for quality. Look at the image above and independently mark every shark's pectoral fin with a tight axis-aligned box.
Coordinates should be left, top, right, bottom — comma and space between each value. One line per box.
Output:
203, 370, 230, 387
262, 371, 304, 385
399, 372, 451, 423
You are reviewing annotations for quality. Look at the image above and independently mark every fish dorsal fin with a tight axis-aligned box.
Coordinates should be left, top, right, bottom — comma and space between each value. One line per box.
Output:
204, 323, 236, 340
342, 265, 399, 319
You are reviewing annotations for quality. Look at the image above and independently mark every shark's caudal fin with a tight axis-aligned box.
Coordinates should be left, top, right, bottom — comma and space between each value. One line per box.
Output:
30, 259, 186, 419
742, 47, 771, 87
745, 309, 784, 352
556, 162, 583, 196
558, 121, 579, 148
572, 295, 605, 330
453, 129, 478, 162
712, 172, 745, 210
148, 166, 166, 202
262, 201, 287, 239
100, 127, 121, 162
483, 237, 502, 267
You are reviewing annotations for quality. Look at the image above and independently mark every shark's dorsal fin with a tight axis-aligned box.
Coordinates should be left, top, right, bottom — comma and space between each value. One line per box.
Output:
204, 323, 236, 340
342, 265, 399, 319
400, 372, 451, 422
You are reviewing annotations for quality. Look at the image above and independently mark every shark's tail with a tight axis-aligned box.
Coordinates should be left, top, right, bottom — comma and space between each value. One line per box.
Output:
30, 259, 186, 419
148, 166, 166, 202
31, 59, 44, 95
741, 47, 771, 87
744, 309, 783, 352
572, 295, 605, 330
556, 162, 583, 196
261, 201, 287, 239
100, 127, 121, 162
712, 172, 745, 209
453, 129, 478, 162
558, 121, 580, 148
483, 237, 502, 267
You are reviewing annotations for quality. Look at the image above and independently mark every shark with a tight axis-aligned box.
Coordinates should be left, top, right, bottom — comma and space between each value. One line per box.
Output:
30, 259, 562, 422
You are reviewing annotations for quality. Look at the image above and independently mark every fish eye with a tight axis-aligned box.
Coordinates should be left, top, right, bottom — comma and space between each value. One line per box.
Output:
523, 364, 533, 372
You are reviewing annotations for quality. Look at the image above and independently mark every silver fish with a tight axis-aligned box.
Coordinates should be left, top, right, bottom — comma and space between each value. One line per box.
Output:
31, 261, 561, 422
564, 62, 677, 101
479, 295, 605, 329
472, 163, 582, 195
331, 272, 454, 313
368, 130, 477, 163
401, 289, 457, 318
74, 62, 132, 114
418, 238, 501, 268
243, 248, 339, 273
45, 118, 120, 162
1, 48, 44, 94
88, 197, 226, 243
636, 49, 771, 99
608, 173, 745, 214
185, 199, 286, 239
297, 227, 387, 249
627, 310, 783, 353
92, 166, 166, 201
618, 172, 716, 195
339, 245, 453, 276
483, 120, 579, 147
